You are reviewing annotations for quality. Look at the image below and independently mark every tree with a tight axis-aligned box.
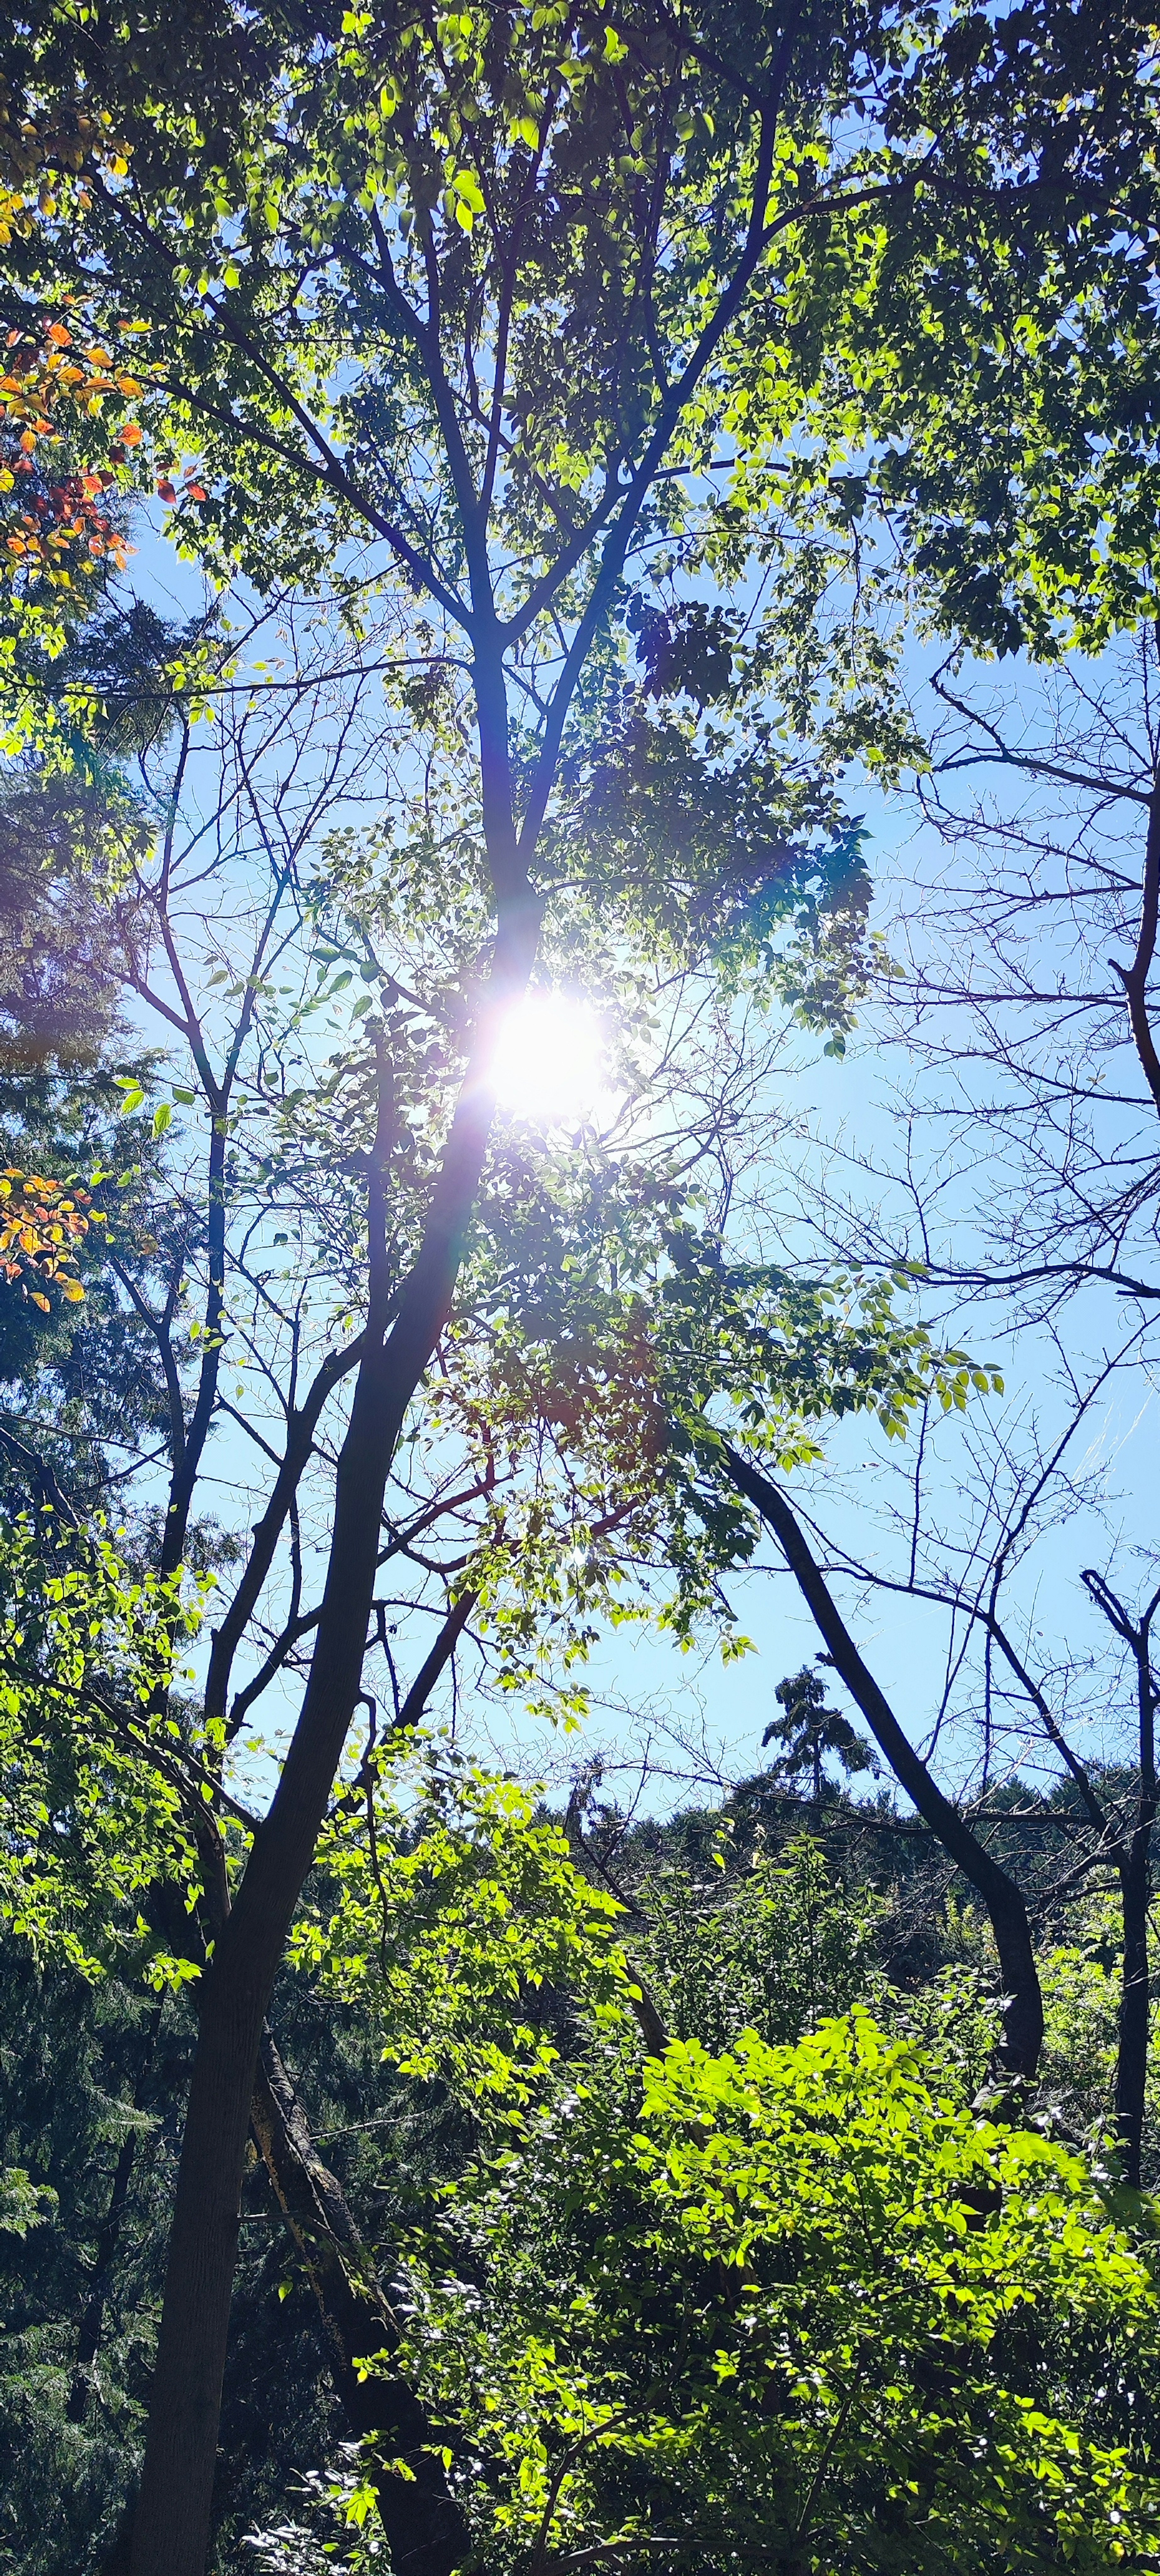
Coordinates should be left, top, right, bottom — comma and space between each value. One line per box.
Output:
4, 4, 1160, 2564
648, 0, 1160, 2142
723, 1445, 1047, 2081
0, 10, 947, 2563
0, 565, 926, 2563
783, 348, 1160, 2171
762, 1662, 877, 1803
231, 1799, 1160, 2576
365, 2005, 1160, 2574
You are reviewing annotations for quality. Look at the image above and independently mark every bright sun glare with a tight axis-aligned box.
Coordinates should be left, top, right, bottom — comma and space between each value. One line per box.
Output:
490, 991, 606, 1125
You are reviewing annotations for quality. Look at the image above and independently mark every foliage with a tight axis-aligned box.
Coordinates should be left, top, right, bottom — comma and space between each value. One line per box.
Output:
0, 760, 134, 1060
0, 1074, 174, 1510
636, 1830, 887, 2057
290, 1735, 633, 2108
0, 1165, 101, 1309
398, 2012, 1160, 2575
11, 0, 1148, 972
0, 2167, 55, 2239
0, 9, 1157, 2571
0, 93, 146, 710
0, 1514, 213, 1977
424, 1179, 1007, 1681
0, 1955, 167, 2576
2, 0, 847, 586
1036, 1893, 1160, 2172
0, 324, 137, 614
1, 1745, 1157, 2576
0, 1938, 391, 2576
537, 691, 877, 1031
718, 0, 1160, 663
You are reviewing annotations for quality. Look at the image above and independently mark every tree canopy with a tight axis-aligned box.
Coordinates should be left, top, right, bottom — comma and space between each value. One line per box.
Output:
1, 5, 1160, 2574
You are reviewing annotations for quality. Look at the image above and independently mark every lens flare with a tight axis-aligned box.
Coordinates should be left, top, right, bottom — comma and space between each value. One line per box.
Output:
490, 991, 606, 1124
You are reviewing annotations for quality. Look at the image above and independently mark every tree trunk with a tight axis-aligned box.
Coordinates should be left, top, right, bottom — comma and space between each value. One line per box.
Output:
1116, 1838, 1152, 2186
128, 1335, 449, 2576
724, 1447, 1044, 2080
1114, 1610, 1158, 2185
251, 2030, 472, 2576
129, 874, 539, 2576
1082, 1570, 1159, 2185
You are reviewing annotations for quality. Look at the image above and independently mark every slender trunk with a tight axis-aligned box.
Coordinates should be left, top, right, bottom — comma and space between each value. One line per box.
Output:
129, 836, 539, 2576
1083, 1572, 1159, 2185
159, 1111, 227, 1581
1111, 766, 1160, 1118
251, 2031, 472, 2576
1104, 780, 1160, 2179
128, 1330, 449, 2576
724, 1447, 1044, 2079
1114, 1599, 1158, 2185
1116, 1838, 1152, 2186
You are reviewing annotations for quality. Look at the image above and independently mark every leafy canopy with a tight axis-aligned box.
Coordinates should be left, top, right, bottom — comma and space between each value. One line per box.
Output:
399, 2010, 1160, 2574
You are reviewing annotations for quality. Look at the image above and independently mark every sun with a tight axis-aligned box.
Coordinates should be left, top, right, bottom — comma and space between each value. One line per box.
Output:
489, 991, 607, 1125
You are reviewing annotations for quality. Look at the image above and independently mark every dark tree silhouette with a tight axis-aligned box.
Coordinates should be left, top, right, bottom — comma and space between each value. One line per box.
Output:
763, 1664, 878, 1803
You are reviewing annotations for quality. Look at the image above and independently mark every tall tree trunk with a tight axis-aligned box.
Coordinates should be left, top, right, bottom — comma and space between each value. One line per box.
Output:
1082, 1570, 1160, 2186
1116, 1834, 1153, 2186
251, 2030, 472, 2576
1113, 1640, 1158, 2185
129, 859, 539, 2576
724, 1447, 1044, 2080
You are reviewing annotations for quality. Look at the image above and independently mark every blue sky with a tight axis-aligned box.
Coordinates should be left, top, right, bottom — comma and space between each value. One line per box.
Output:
107, 511, 1160, 1823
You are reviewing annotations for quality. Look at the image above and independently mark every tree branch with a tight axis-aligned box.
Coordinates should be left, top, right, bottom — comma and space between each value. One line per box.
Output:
722, 1444, 1043, 2078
